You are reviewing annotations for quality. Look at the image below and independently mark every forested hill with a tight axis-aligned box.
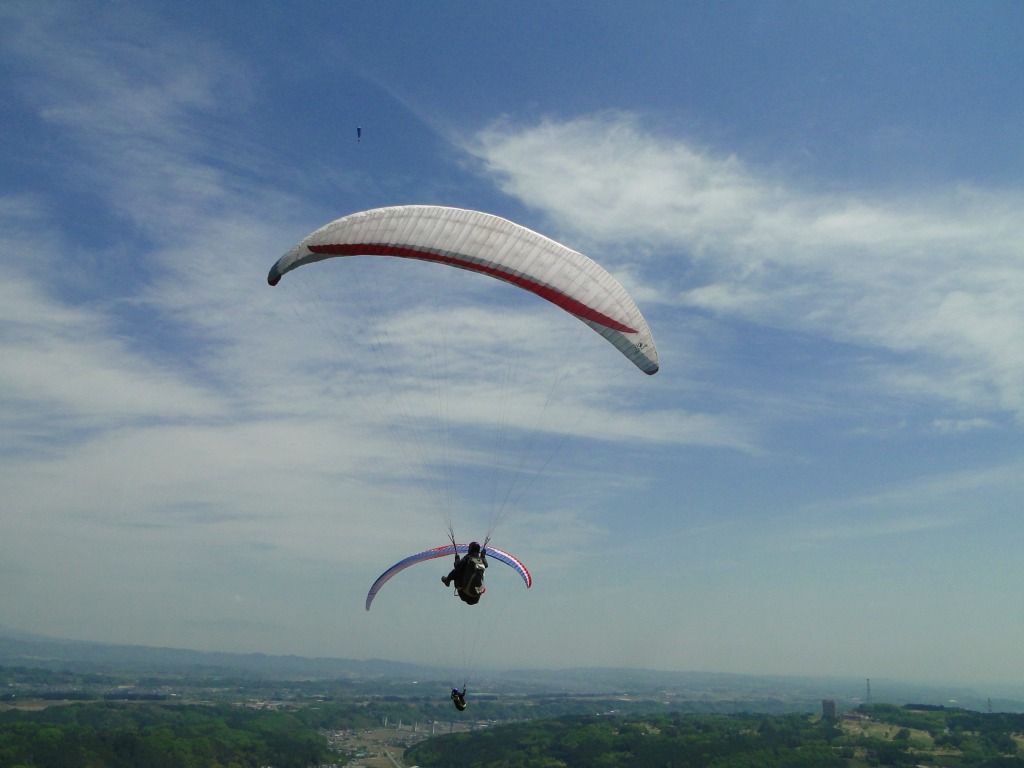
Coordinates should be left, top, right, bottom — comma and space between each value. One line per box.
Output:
406, 706, 1024, 768
0, 703, 331, 768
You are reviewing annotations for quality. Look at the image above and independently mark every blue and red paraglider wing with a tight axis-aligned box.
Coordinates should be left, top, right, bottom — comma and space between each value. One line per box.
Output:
365, 543, 532, 610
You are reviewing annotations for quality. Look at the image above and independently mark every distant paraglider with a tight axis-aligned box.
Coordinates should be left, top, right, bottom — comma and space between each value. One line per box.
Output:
451, 686, 467, 711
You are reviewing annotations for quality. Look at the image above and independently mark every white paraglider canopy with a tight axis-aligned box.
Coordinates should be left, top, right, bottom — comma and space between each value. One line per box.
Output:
268, 205, 659, 375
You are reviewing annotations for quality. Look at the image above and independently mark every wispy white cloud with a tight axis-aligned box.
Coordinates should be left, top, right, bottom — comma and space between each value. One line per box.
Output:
779, 458, 1024, 548
468, 114, 1024, 422
931, 417, 996, 434
2, 2, 264, 235
811, 458, 1024, 515
1, 274, 219, 420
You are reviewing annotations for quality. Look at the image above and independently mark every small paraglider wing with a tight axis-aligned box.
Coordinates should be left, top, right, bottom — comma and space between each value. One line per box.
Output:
364, 544, 453, 611
364, 543, 532, 610
482, 546, 532, 588
268, 205, 658, 375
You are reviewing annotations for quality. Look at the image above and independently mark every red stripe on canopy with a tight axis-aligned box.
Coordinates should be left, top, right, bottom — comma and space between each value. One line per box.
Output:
308, 243, 638, 334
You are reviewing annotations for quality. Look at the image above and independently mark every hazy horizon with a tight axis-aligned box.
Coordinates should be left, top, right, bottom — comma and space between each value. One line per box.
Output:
3, 622, 1023, 702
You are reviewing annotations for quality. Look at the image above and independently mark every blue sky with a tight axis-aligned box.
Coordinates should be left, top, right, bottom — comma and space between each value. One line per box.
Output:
2, 1, 1023, 688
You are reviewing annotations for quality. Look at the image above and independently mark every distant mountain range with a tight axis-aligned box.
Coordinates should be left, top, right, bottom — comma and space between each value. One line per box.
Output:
0, 625, 430, 680
2, 625, 1022, 712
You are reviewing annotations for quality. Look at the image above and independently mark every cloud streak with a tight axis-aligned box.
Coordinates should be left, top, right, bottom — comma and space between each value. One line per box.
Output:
469, 114, 1024, 421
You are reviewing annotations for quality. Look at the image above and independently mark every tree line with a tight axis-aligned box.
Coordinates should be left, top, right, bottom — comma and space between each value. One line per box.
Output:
0, 702, 331, 768
407, 707, 1024, 768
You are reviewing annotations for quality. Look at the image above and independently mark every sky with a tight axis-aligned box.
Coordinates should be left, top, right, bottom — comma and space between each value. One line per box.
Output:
1, 1, 1023, 688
